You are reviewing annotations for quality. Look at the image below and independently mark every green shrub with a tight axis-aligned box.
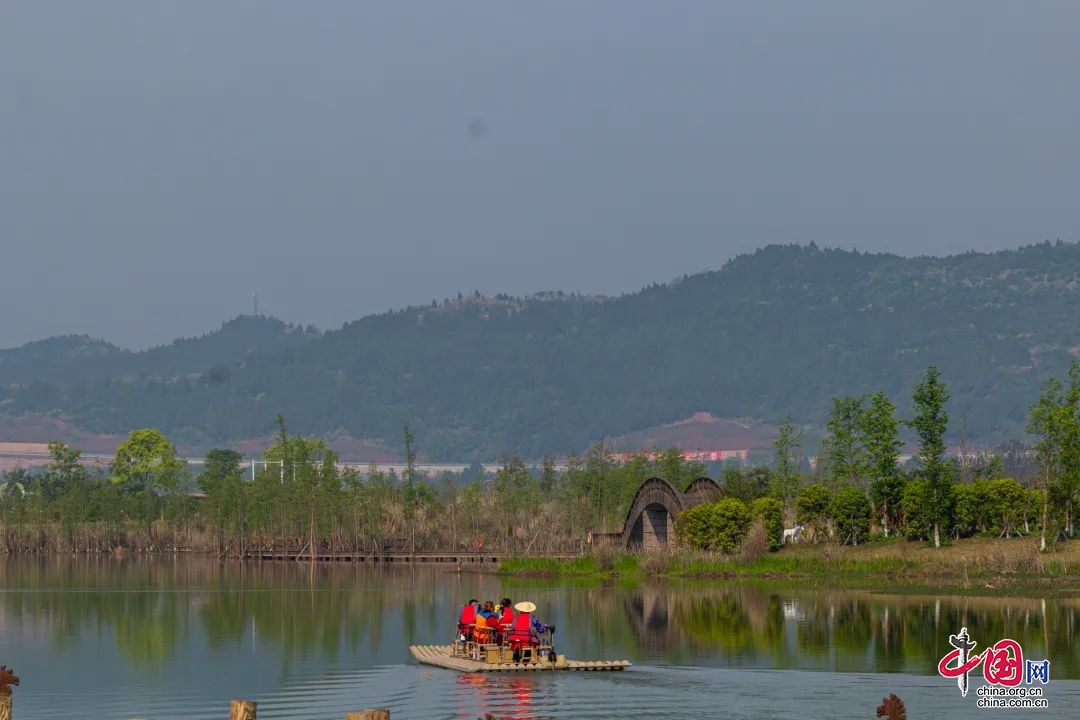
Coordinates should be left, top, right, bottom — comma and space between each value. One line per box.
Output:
750, 496, 783, 551
830, 485, 871, 545
675, 497, 752, 553
674, 503, 714, 550
986, 478, 1028, 537
951, 477, 1026, 538
796, 483, 832, 537
902, 478, 933, 540
952, 481, 989, 537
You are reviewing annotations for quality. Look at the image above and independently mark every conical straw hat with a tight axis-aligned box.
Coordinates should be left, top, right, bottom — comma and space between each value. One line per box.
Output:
514, 601, 537, 613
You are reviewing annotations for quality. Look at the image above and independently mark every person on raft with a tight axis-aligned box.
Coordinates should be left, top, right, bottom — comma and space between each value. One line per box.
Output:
457, 598, 479, 640
509, 600, 555, 661
498, 597, 514, 626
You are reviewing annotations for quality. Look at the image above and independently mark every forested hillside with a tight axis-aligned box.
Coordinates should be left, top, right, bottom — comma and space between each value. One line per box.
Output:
0, 316, 316, 386
2, 243, 1079, 458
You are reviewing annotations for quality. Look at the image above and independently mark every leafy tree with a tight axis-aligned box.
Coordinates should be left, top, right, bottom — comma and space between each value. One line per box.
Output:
901, 479, 933, 540
1060, 362, 1080, 538
830, 486, 871, 545
863, 391, 903, 536
722, 466, 770, 504
44, 442, 90, 539
492, 456, 539, 548
43, 441, 86, 499
908, 366, 951, 547
822, 396, 867, 489
952, 481, 989, 538
901, 470, 956, 542
259, 420, 339, 557
770, 415, 802, 504
750, 497, 783, 551
111, 428, 183, 543
796, 484, 832, 540
199, 448, 244, 552
987, 478, 1028, 538
972, 452, 1006, 481
1028, 377, 1071, 550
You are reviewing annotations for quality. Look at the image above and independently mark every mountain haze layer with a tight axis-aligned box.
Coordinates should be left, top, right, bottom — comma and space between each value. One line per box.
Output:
2, 244, 1077, 459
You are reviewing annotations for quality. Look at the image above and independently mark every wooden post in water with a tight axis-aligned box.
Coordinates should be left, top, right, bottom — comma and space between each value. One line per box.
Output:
345, 710, 390, 720
0, 695, 11, 720
229, 699, 256, 720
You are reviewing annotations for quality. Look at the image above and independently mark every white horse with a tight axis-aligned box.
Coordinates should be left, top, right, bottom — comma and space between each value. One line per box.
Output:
782, 524, 804, 545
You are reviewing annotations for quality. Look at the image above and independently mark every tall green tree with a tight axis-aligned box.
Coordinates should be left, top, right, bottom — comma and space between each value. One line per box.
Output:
822, 395, 867, 489
263, 425, 338, 558
1028, 376, 1074, 550
111, 428, 183, 544
1060, 362, 1080, 537
199, 448, 244, 553
770, 415, 802, 504
44, 442, 90, 539
908, 366, 951, 548
44, 442, 86, 496
723, 466, 770, 504
862, 391, 903, 536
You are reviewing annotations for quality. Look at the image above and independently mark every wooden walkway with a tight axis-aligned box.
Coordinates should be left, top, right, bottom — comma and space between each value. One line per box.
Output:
410, 645, 630, 672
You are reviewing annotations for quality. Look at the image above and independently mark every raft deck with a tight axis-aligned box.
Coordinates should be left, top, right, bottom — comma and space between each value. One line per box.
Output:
410, 644, 630, 672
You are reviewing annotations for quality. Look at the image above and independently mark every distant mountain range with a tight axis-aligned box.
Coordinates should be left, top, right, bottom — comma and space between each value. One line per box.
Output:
2, 242, 1078, 460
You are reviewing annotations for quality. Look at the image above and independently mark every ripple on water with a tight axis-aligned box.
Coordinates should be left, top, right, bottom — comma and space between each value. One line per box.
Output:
11, 664, 1080, 720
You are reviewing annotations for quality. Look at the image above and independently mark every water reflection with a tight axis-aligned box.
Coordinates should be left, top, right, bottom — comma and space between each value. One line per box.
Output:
618, 583, 1080, 677
453, 674, 552, 720
2, 556, 1079, 684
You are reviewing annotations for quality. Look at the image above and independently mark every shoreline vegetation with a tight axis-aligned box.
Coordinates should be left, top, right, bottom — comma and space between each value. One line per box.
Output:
4, 362, 1080, 598
498, 536, 1080, 595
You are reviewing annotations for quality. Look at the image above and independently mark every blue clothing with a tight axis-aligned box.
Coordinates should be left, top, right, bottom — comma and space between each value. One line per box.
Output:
532, 618, 554, 633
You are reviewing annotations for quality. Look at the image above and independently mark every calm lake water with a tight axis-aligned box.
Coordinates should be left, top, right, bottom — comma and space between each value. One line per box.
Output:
2, 556, 1079, 719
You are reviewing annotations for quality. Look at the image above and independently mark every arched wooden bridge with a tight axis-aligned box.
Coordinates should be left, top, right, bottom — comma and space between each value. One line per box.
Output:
593, 476, 722, 551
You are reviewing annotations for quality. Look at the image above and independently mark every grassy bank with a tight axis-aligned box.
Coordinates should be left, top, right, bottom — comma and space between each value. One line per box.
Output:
499, 536, 1080, 590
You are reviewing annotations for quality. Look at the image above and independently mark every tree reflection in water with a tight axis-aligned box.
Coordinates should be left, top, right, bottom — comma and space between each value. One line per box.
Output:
3, 556, 1079, 682
619, 582, 1080, 677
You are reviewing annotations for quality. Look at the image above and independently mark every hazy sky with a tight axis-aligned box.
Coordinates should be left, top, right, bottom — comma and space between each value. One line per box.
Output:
2, 2, 1078, 349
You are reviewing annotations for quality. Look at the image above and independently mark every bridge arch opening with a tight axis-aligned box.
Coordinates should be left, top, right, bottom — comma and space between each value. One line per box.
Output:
641, 502, 672, 550
600, 476, 722, 552
627, 502, 674, 551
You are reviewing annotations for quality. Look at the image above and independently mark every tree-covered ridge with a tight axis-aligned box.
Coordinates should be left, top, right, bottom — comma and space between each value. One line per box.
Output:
0, 315, 316, 386
3, 242, 1080, 458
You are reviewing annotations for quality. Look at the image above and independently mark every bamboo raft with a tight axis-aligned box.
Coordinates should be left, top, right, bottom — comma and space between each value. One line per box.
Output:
409, 644, 631, 673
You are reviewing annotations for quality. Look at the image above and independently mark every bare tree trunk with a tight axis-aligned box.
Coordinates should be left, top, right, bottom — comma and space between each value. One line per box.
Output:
1040, 488, 1049, 552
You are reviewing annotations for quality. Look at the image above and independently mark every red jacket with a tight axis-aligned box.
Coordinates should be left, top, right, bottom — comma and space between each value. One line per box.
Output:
500, 606, 514, 626
459, 603, 477, 626
509, 611, 533, 644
